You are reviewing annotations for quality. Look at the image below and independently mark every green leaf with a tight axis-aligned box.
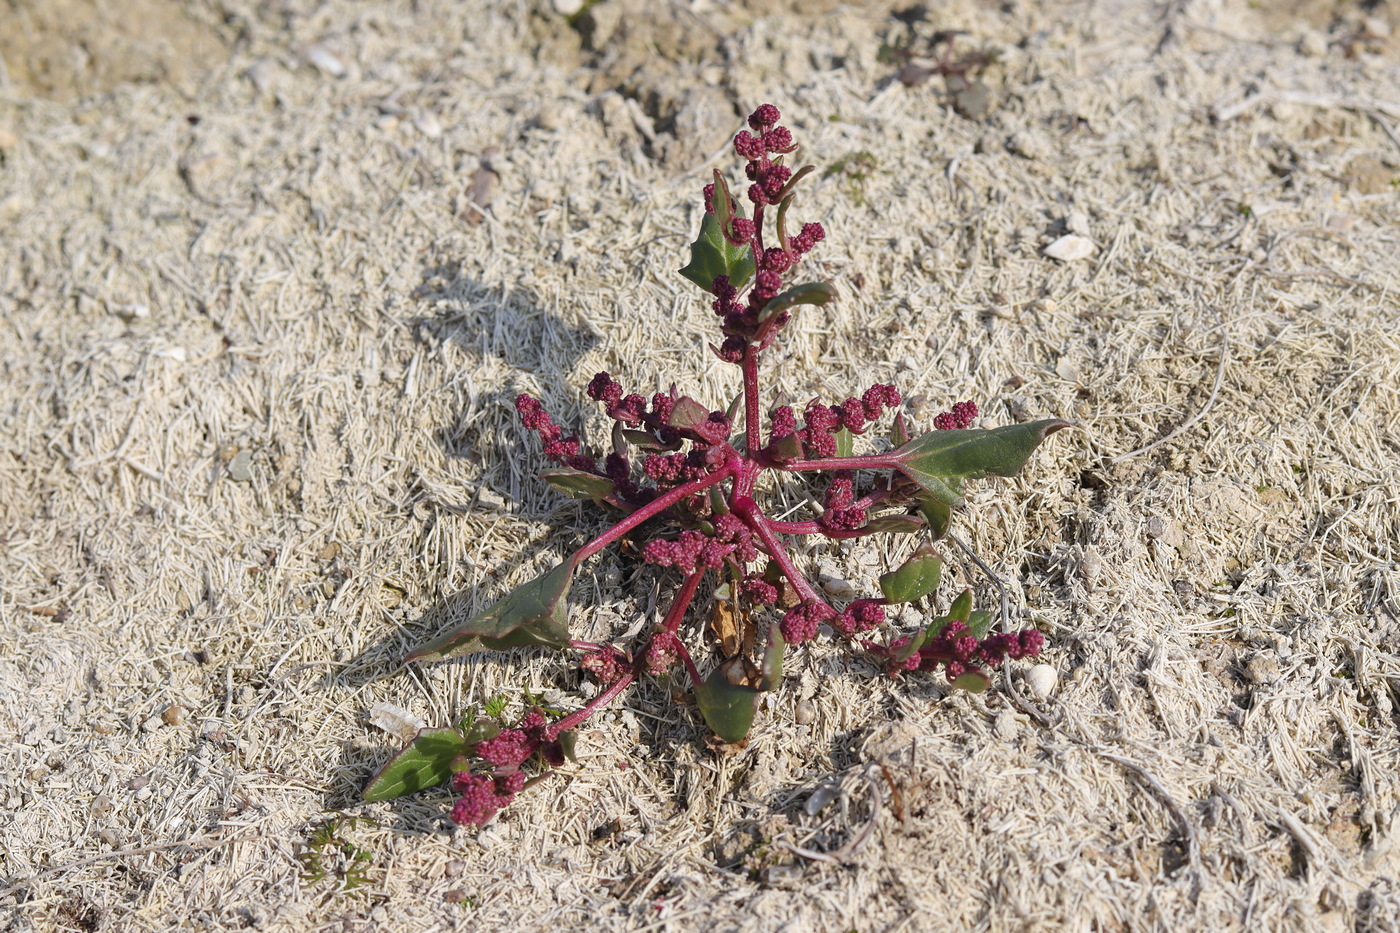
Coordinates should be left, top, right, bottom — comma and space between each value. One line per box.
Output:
879, 544, 943, 604
862, 515, 924, 534
406, 561, 575, 662
891, 420, 1072, 506
834, 427, 854, 458
756, 281, 836, 325
363, 728, 471, 802
890, 412, 909, 447
621, 429, 677, 452
950, 670, 990, 693
541, 469, 617, 505
462, 719, 502, 745
757, 630, 785, 692
966, 610, 994, 639
948, 590, 973, 624
557, 730, 578, 763
915, 494, 952, 540
695, 661, 760, 743
679, 214, 755, 293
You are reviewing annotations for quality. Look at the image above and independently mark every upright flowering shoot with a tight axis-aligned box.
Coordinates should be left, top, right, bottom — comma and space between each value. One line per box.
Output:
365, 105, 1071, 827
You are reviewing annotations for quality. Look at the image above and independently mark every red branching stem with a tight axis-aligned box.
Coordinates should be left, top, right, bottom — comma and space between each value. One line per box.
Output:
663, 570, 707, 634
671, 637, 703, 687
732, 496, 826, 607
779, 453, 900, 473
740, 351, 763, 464
575, 464, 736, 562
545, 668, 635, 740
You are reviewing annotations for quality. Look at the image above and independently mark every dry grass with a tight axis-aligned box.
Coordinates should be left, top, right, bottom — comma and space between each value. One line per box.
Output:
2, 0, 1399, 930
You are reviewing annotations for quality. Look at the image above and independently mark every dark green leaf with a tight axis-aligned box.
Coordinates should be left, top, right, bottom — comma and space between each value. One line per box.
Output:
916, 494, 952, 540
678, 214, 755, 293
879, 544, 943, 604
695, 663, 760, 743
890, 412, 909, 447
891, 420, 1072, 506
757, 630, 785, 692
621, 429, 676, 452
557, 730, 578, 763
948, 590, 973, 624
950, 670, 990, 693
462, 719, 502, 745
756, 281, 836, 325
542, 469, 617, 505
862, 515, 924, 534
406, 561, 575, 662
363, 728, 470, 802
966, 610, 994, 640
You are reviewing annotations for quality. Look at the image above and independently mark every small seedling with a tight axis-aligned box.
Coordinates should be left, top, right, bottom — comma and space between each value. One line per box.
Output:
364, 104, 1068, 828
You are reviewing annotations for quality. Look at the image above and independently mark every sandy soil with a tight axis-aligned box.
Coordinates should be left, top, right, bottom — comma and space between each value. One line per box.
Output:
2, 1, 1399, 930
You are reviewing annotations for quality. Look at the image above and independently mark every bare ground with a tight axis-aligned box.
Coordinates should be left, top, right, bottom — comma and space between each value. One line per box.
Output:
1, 1, 1399, 930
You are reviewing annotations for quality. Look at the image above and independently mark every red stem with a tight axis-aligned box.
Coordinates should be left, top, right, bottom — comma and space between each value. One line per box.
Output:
732, 497, 825, 607
575, 464, 735, 562
546, 669, 635, 740
780, 452, 900, 473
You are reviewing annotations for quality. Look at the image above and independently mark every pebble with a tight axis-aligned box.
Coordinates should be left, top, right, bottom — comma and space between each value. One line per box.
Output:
227, 448, 254, 482
1025, 664, 1058, 701
1007, 129, 1052, 161
993, 709, 1019, 741
413, 111, 443, 139
303, 43, 346, 78
161, 705, 185, 726
1298, 29, 1328, 57
794, 699, 815, 726
1043, 234, 1096, 262
820, 577, 856, 599
1066, 210, 1091, 237
553, 0, 586, 15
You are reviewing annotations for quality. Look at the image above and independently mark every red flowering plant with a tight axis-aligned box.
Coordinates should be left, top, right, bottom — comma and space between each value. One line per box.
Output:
364, 104, 1069, 827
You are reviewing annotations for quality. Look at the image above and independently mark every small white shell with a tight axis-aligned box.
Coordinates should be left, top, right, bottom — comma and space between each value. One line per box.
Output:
1043, 234, 1096, 262
1025, 664, 1058, 701
368, 702, 426, 742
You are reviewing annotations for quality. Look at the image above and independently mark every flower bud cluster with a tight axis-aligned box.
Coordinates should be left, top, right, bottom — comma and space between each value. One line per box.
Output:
768, 384, 902, 459
641, 513, 757, 575
868, 621, 1044, 681
780, 600, 836, 644
515, 395, 590, 471
449, 708, 566, 829
702, 105, 829, 353
934, 400, 979, 430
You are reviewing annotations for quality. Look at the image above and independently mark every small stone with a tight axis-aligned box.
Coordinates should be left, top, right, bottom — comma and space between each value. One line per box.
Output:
553, 0, 585, 16
993, 709, 1019, 741
1066, 210, 1091, 237
444, 858, 466, 878
820, 577, 856, 599
1025, 664, 1058, 701
161, 705, 185, 726
100, 828, 121, 846
1298, 29, 1328, 57
1007, 129, 1052, 160
1361, 16, 1391, 39
413, 112, 443, 139
1043, 234, 1096, 262
227, 448, 253, 482
90, 794, 114, 816
1245, 653, 1281, 686
794, 699, 815, 726
303, 43, 346, 78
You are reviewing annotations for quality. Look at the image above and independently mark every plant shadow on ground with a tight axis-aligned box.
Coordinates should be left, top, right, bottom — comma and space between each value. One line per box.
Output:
409, 263, 600, 464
